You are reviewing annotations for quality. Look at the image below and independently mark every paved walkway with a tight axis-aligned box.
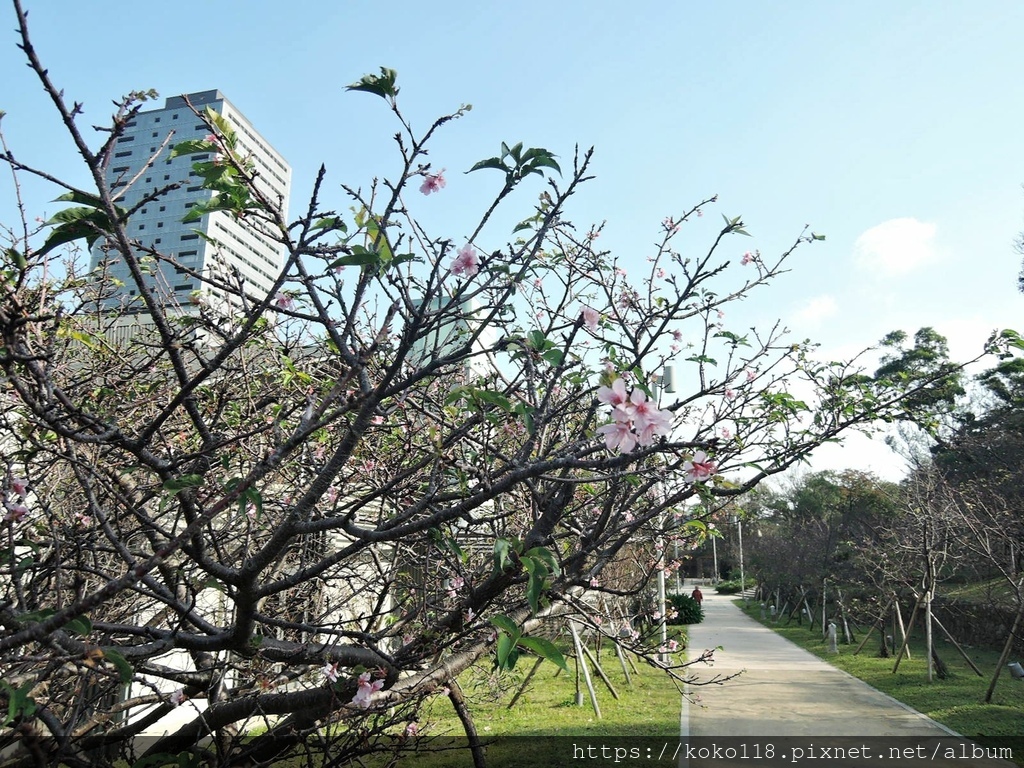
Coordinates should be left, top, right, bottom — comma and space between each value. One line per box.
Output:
680, 584, 1014, 766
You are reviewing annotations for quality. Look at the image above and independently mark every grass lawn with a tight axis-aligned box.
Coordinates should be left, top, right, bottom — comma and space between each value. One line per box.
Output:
399, 631, 687, 766
735, 600, 1024, 752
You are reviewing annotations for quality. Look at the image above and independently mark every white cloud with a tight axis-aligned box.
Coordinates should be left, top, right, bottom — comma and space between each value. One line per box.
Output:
853, 217, 937, 276
791, 294, 838, 328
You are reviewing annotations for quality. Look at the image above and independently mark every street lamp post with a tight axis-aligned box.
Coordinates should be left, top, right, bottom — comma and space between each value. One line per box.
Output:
736, 514, 746, 602
654, 367, 675, 662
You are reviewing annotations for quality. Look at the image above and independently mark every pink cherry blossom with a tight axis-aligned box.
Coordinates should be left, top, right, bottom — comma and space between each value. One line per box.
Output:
169, 688, 187, 706
725, 388, 736, 400
4, 502, 29, 522
597, 414, 637, 453
450, 244, 479, 277
204, 134, 217, 144
683, 450, 717, 483
720, 426, 732, 440
589, 577, 600, 588
636, 409, 673, 446
597, 378, 629, 407
405, 722, 419, 738
741, 251, 754, 265
419, 169, 446, 195
746, 369, 756, 383
672, 330, 683, 342
582, 307, 600, 333
10, 477, 28, 498
323, 661, 340, 682
274, 293, 294, 310
351, 671, 384, 709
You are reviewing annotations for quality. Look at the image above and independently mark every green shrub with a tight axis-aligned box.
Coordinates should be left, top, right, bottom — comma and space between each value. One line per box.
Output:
715, 577, 755, 594
667, 594, 704, 624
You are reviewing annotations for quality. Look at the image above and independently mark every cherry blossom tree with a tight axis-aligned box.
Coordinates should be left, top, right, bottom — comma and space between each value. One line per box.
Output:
0, 3, 1008, 766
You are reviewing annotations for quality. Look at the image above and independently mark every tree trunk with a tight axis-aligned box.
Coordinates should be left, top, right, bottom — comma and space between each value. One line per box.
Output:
448, 678, 487, 768
985, 582, 1024, 703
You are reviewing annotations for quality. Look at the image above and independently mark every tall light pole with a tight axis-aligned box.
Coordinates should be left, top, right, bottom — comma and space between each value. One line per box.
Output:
736, 513, 746, 602
655, 367, 675, 661
711, 529, 718, 584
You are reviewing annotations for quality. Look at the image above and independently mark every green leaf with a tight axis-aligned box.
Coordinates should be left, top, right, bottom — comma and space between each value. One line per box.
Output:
496, 632, 517, 669
163, 475, 205, 493
64, 615, 93, 637
203, 106, 236, 143
474, 389, 512, 412
311, 216, 346, 233
517, 636, 569, 672
542, 348, 564, 367
329, 248, 382, 269
524, 546, 560, 576
170, 138, 216, 159
1, 680, 36, 726
52, 190, 107, 208
104, 648, 134, 685
489, 614, 521, 638
493, 538, 512, 572
466, 157, 508, 174
346, 67, 400, 99
4, 248, 26, 271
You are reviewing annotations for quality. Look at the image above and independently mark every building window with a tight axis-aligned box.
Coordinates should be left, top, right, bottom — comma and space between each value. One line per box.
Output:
163, 174, 170, 180
112, 166, 129, 173
138, 224, 145, 230
186, 185, 202, 192
140, 208, 148, 214
179, 250, 198, 257
181, 234, 199, 241
155, 117, 161, 123
192, 154, 210, 161
175, 283, 194, 292
195, 124, 206, 132
145, 177, 152, 183
173, 113, 179, 120
117, 136, 135, 143
152, 132, 158, 138
184, 202, 195, 208
114, 150, 132, 158
159, 206, 166, 212
150, 147, 156, 152
157, 222, 164, 228
154, 238, 161, 244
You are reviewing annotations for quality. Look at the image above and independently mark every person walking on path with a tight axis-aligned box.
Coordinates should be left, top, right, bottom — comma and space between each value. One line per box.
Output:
690, 585, 703, 606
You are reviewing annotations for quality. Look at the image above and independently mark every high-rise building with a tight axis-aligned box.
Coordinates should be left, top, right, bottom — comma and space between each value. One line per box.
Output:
90, 90, 291, 331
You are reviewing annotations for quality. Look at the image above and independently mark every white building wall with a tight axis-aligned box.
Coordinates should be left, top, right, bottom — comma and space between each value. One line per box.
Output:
90, 90, 291, 320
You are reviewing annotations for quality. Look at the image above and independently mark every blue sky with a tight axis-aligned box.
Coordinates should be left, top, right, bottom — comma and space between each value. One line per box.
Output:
2, 1, 1022, 478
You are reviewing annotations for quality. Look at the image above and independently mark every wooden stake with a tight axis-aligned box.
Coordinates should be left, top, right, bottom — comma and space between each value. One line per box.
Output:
580, 641, 620, 700
854, 595, 895, 655
615, 642, 632, 686
569, 621, 601, 719
893, 593, 924, 673
507, 656, 545, 709
893, 594, 911, 660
